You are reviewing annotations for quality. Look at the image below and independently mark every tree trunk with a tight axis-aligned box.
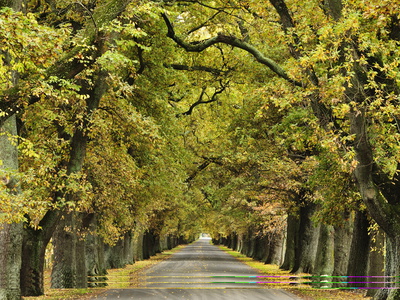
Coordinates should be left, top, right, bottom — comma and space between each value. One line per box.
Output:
20, 210, 60, 295
85, 216, 107, 287
171, 236, 178, 248
261, 235, 272, 264
314, 224, 335, 288
19, 66, 104, 294
281, 213, 299, 271
104, 232, 134, 269
133, 231, 144, 261
225, 234, 231, 248
333, 212, 353, 287
236, 233, 244, 253
373, 236, 400, 300
123, 231, 134, 265
167, 235, 173, 250
51, 212, 87, 288
105, 239, 125, 269
241, 233, 250, 256
153, 234, 161, 254
0, 0, 21, 9
292, 202, 320, 274
76, 232, 87, 288
143, 231, 157, 259
142, 232, 150, 260
254, 235, 266, 261
20, 230, 46, 296
232, 233, 238, 251
0, 223, 23, 300
0, 1, 23, 298
266, 229, 285, 266
0, 115, 23, 300
347, 210, 370, 288
247, 231, 256, 258
366, 227, 384, 297
159, 235, 168, 251
349, 77, 400, 299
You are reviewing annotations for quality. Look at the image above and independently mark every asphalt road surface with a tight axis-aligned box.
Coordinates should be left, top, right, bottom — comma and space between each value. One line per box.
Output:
91, 237, 301, 299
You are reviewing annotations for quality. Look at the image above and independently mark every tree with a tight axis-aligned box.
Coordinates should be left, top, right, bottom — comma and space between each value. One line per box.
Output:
1, 0, 396, 298
0, 0, 139, 294
13, 0, 197, 293
0, 0, 27, 299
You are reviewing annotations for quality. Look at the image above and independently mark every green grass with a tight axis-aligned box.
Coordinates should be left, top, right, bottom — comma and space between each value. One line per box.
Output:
22, 288, 97, 300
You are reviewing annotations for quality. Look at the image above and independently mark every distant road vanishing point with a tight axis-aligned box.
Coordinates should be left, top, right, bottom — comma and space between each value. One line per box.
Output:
91, 237, 302, 300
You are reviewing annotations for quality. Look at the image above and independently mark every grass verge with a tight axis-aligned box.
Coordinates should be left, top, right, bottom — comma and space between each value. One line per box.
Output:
218, 245, 371, 300
23, 244, 187, 300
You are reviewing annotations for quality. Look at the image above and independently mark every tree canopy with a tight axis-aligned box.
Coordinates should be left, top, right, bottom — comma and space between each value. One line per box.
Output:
1, 0, 400, 299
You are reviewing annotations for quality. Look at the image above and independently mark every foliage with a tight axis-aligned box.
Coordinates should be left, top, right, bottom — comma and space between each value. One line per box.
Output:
159, 0, 400, 239
2, 0, 400, 274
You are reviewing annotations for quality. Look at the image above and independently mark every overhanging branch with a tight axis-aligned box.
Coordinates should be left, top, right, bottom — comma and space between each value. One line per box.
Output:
162, 13, 302, 87
185, 156, 224, 183
165, 63, 228, 75
180, 80, 228, 116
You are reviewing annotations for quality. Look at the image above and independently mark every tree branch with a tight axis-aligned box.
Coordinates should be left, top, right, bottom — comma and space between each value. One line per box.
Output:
185, 156, 223, 184
187, 10, 221, 35
180, 81, 228, 116
165, 63, 229, 75
162, 13, 302, 87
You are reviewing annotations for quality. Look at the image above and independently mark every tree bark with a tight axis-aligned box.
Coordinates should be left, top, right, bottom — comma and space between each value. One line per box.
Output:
266, 230, 285, 266
292, 202, 320, 274
0, 223, 22, 300
373, 236, 400, 300
247, 229, 256, 258
123, 231, 134, 265
347, 210, 370, 288
85, 215, 107, 287
0, 1, 23, 299
0, 0, 22, 10
236, 233, 243, 253
51, 212, 87, 288
0, 116, 23, 300
16, 0, 129, 293
254, 235, 267, 262
240, 232, 250, 257
232, 233, 238, 252
105, 239, 125, 269
143, 230, 159, 259
314, 224, 335, 288
367, 227, 385, 297
281, 213, 299, 270
133, 231, 144, 261
20, 210, 60, 295
350, 105, 400, 300
333, 212, 353, 287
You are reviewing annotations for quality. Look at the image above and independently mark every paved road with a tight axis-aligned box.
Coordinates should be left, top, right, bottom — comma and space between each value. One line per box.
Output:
91, 238, 301, 299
